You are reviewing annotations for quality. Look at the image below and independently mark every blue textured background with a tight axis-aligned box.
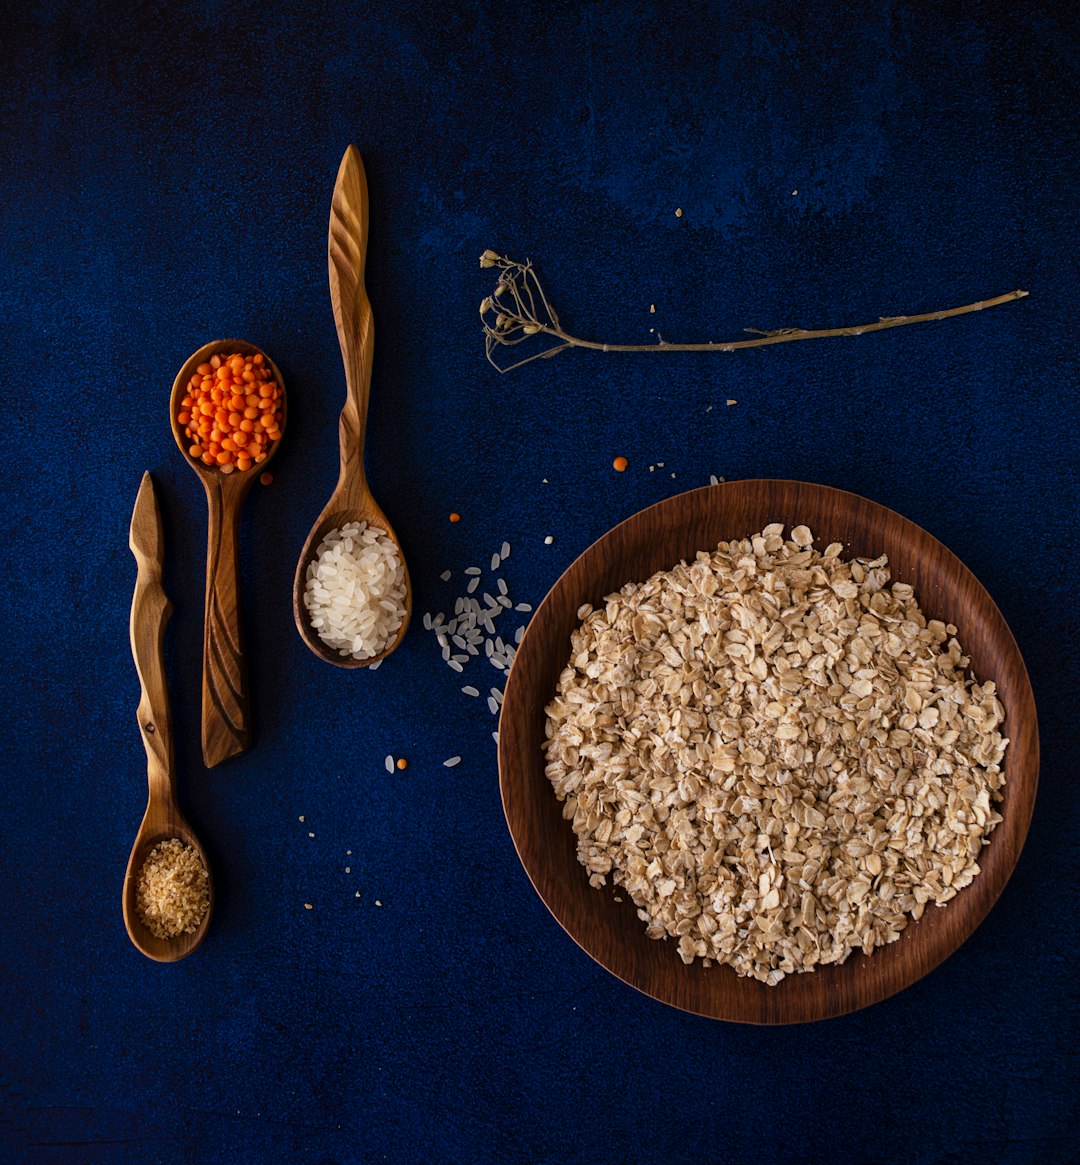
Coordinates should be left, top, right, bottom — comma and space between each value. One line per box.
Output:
2, 2, 1078, 1162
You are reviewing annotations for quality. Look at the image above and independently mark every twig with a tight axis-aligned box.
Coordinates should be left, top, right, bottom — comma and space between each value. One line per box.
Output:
478, 251, 1029, 373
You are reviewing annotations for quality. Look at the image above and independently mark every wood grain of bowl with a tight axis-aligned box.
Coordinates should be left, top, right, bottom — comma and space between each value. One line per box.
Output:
498, 480, 1038, 1023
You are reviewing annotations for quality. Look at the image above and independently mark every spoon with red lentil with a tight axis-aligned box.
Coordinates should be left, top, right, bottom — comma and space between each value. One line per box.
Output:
170, 339, 286, 765
292, 145, 411, 668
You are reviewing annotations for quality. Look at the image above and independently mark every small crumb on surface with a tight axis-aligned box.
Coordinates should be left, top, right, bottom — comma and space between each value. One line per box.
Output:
544, 535, 553, 545
384, 755, 394, 773
440, 570, 451, 581
304, 903, 313, 910
726, 399, 737, 406
298, 816, 304, 822
649, 304, 655, 313
308, 832, 314, 838
675, 207, 683, 217
375, 900, 383, 907
345, 867, 351, 873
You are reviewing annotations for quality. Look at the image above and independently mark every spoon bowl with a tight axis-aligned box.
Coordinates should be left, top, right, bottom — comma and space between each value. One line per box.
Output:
292, 145, 411, 667
122, 810, 214, 963
170, 340, 287, 764
293, 498, 412, 669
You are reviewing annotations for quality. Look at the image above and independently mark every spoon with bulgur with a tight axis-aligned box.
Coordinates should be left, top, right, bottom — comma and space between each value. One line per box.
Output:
123, 472, 213, 961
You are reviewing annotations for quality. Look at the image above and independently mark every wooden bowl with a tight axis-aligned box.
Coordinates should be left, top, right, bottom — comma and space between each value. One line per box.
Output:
498, 480, 1038, 1023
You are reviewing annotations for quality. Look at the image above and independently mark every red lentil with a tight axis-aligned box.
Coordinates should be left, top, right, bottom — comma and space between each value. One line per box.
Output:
178, 352, 282, 472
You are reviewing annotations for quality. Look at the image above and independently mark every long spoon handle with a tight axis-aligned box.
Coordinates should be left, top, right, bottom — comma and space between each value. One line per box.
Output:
201, 474, 251, 766
129, 472, 176, 805
328, 144, 373, 508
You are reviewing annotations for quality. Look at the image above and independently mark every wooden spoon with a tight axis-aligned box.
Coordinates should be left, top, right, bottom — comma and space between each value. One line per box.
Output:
123, 472, 214, 962
169, 339, 286, 765
292, 145, 411, 667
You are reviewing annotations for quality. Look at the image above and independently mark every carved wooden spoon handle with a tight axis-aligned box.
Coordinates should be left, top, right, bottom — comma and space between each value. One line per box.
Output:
201, 474, 250, 767
328, 144, 373, 507
129, 472, 176, 805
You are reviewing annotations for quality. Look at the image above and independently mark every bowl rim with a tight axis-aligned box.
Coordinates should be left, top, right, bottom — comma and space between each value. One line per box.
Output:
498, 479, 1039, 1023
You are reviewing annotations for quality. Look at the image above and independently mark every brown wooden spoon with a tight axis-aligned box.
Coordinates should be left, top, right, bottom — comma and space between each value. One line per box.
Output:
292, 145, 411, 667
123, 472, 214, 962
170, 339, 286, 765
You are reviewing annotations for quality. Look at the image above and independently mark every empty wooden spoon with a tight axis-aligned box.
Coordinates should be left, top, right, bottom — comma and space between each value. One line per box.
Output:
170, 339, 287, 765
292, 145, 411, 667
123, 472, 213, 962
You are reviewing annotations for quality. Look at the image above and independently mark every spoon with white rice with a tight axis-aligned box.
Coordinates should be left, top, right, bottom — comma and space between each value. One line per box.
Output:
292, 145, 412, 668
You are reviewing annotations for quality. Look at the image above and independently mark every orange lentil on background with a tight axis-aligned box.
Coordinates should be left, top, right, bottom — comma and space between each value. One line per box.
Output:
178, 352, 282, 473
396, 758, 408, 770
449, 512, 461, 523
612, 456, 628, 472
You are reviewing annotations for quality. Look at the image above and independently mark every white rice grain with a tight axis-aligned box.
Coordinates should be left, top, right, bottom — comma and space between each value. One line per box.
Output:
303, 522, 406, 660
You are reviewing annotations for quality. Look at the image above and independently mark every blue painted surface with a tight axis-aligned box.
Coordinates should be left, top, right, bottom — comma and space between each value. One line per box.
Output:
1, 3, 1078, 1162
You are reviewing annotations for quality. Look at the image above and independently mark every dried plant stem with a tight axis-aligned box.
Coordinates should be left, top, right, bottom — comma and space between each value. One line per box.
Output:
479, 252, 1029, 373
543, 291, 1029, 353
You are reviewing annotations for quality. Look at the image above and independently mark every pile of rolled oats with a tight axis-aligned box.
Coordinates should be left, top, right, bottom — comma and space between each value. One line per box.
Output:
543, 524, 1008, 984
